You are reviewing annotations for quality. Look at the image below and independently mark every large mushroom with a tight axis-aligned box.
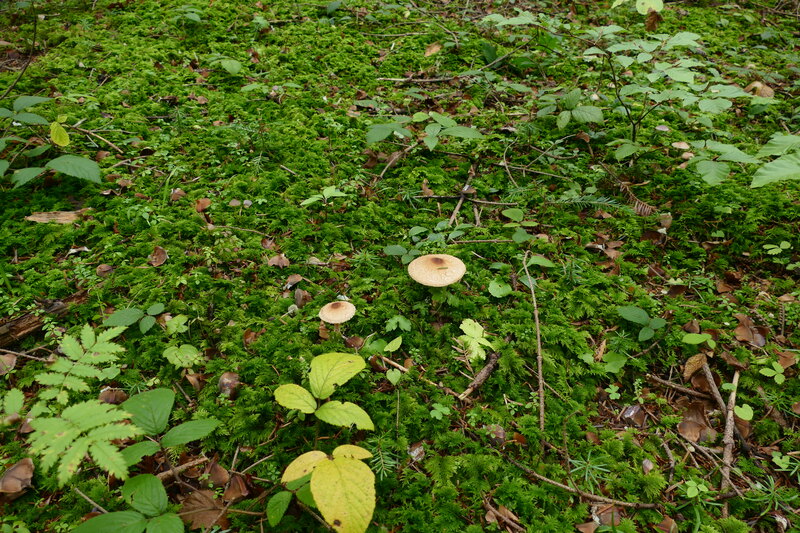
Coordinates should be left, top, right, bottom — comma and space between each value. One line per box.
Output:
407, 254, 466, 287
318, 300, 356, 336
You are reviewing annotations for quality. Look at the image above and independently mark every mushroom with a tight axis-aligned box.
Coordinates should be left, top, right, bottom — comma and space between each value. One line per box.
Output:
318, 300, 356, 336
407, 254, 466, 287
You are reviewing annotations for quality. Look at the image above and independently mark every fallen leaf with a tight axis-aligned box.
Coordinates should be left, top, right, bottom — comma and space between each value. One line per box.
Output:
95, 264, 114, 277
25, 210, 83, 224
595, 504, 622, 526
642, 458, 654, 474
744, 81, 775, 97
267, 254, 290, 268
576, 523, 598, 533
621, 405, 646, 427
95, 150, 112, 161
242, 329, 263, 346
719, 351, 748, 370
421, 179, 434, 197
195, 198, 212, 213
170, 188, 187, 202
285, 274, 303, 288
733, 314, 768, 347
734, 415, 752, 439
683, 353, 707, 381
678, 402, 716, 443
776, 350, 796, 370
294, 288, 311, 308
223, 474, 249, 501
345, 336, 364, 349
408, 442, 425, 462
792, 402, 800, 415
715, 280, 733, 293
205, 458, 230, 488
185, 373, 207, 392
0, 458, 34, 495
0, 354, 17, 376
98, 388, 128, 404
645, 10, 662, 30
149, 246, 168, 267
179, 490, 229, 530
218, 372, 240, 398
424, 42, 442, 57
654, 516, 679, 533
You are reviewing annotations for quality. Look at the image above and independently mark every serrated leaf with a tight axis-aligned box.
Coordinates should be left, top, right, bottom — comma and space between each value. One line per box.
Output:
3, 388, 24, 415
267, 491, 293, 527
219, 59, 242, 74
698, 98, 732, 114
384, 336, 402, 352
695, 159, 730, 185
46, 155, 101, 183
274, 384, 317, 413
750, 152, 800, 188
121, 441, 160, 467
308, 353, 366, 399
161, 419, 219, 447
12, 112, 49, 125
145, 513, 182, 533
72, 511, 148, 533
50, 122, 70, 146
103, 307, 143, 329
13, 95, 51, 112
755, 134, 800, 158
282, 451, 328, 482
122, 389, 175, 435
439, 126, 483, 139
618, 306, 650, 325
163, 344, 202, 368
315, 401, 374, 430
11, 167, 45, 187
459, 318, 484, 339
139, 315, 157, 334
311, 457, 375, 533
571, 105, 604, 123
556, 110, 571, 130
488, 280, 512, 298
146, 303, 165, 315
79, 325, 96, 350
122, 474, 168, 517
638, 327, 655, 341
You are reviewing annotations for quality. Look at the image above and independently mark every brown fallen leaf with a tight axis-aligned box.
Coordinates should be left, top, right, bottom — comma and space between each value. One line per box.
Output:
734, 415, 752, 439
719, 351, 748, 370
683, 353, 707, 381
645, 10, 662, 31
294, 288, 311, 308
678, 401, 716, 443
285, 273, 303, 288
733, 314, 768, 347
642, 458, 654, 475
267, 254, 290, 268
185, 373, 207, 392
595, 504, 623, 526
195, 198, 212, 213
170, 188, 187, 202
25, 210, 85, 224
424, 42, 442, 57
777, 350, 797, 370
744, 81, 775, 98
575, 522, 598, 533
345, 336, 364, 350
98, 388, 128, 404
792, 402, 800, 415
218, 372, 240, 398
205, 458, 230, 488
621, 405, 646, 427
0, 458, 34, 495
0, 354, 17, 376
179, 490, 229, 530
95, 264, 114, 277
149, 246, 168, 267
654, 516, 679, 533
223, 474, 249, 501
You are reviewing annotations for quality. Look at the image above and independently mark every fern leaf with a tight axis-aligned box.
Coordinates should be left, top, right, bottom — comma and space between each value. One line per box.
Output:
59, 436, 91, 486
87, 341, 125, 356
97, 326, 127, 343
44, 359, 76, 374
90, 441, 129, 480
68, 363, 105, 379
87, 423, 140, 442
62, 401, 129, 432
80, 325, 96, 351
60, 334, 84, 360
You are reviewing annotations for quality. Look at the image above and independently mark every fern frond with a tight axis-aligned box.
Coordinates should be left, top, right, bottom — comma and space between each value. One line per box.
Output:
80, 325, 96, 351
97, 326, 127, 343
60, 335, 83, 360
28, 400, 139, 486
550, 195, 634, 213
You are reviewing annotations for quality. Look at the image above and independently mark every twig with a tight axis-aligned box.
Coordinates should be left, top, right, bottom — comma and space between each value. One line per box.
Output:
379, 355, 461, 399
239, 453, 275, 475
499, 449, 660, 509
482, 496, 525, 532
458, 351, 499, 400
645, 373, 712, 400
156, 456, 209, 481
721, 370, 741, 517
73, 486, 108, 513
660, 435, 676, 483
452, 239, 514, 244
448, 162, 477, 226
70, 126, 124, 153
0, 6, 38, 102
521, 252, 545, 432
0, 347, 49, 362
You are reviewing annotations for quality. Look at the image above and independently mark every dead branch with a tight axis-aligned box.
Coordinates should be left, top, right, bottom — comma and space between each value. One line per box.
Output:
521, 252, 545, 432
459, 352, 500, 400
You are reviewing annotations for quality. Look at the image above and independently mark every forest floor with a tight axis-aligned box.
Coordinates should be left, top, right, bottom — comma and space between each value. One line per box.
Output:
1, 0, 800, 531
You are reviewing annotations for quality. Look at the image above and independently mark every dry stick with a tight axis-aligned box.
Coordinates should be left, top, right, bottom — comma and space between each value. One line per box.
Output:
73, 486, 109, 513
0, 347, 49, 362
458, 351, 499, 400
521, 252, 545, 432
660, 436, 676, 483
645, 373, 712, 400
448, 163, 477, 226
701, 363, 749, 454
721, 370, 741, 518
379, 355, 461, 400
482, 497, 526, 532
375, 142, 417, 183
70, 126, 124, 153
499, 450, 660, 509
156, 455, 209, 481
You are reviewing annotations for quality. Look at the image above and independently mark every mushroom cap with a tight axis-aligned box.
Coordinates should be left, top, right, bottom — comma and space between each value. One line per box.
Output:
318, 301, 356, 324
407, 254, 466, 287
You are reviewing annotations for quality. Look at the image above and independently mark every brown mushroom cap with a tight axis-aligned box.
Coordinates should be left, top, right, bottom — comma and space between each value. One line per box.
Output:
407, 254, 466, 287
318, 301, 356, 324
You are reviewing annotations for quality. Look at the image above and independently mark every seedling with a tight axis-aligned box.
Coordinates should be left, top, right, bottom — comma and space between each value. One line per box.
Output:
300, 185, 349, 206
429, 403, 451, 420
103, 303, 165, 334
456, 319, 496, 363
617, 306, 667, 341
759, 361, 785, 385
682, 332, 717, 350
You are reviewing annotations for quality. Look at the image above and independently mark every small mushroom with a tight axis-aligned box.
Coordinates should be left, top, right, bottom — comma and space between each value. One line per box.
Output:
318, 301, 356, 336
407, 254, 466, 287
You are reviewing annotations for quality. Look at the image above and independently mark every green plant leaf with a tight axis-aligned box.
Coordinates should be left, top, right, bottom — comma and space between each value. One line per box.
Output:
146, 303, 165, 315
385, 369, 403, 385
734, 404, 753, 421
501, 208, 524, 222
698, 98, 732, 114
439, 126, 483, 139
526, 255, 556, 268
161, 419, 219, 447
122, 474, 168, 517
556, 110, 571, 130
310, 456, 375, 533
384, 336, 402, 352
614, 142, 640, 161
571, 105, 603, 123
72, 511, 148, 533
50, 122, 70, 147
13, 95, 51, 112
3, 388, 24, 415
750, 152, 800, 188
383, 244, 407, 256
649, 317, 667, 330
139, 315, 157, 334
46, 155, 101, 183
695, 159, 730, 185
638, 327, 655, 341
429, 111, 457, 128
617, 306, 650, 325
267, 491, 293, 527
145, 513, 183, 533
122, 389, 175, 435
121, 441, 160, 467
274, 384, 317, 414
315, 401, 374, 430
282, 451, 328, 483
219, 59, 242, 74
0, 159, 8, 177
682, 333, 712, 345
756, 134, 800, 158
488, 280, 512, 298
104, 308, 146, 327
308, 353, 366, 399
12, 112, 49, 125
163, 344, 202, 368
11, 167, 45, 188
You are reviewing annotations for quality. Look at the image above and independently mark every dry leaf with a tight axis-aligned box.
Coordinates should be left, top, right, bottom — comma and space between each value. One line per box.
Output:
595, 504, 622, 526
621, 405, 646, 427
683, 353, 707, 381
284, 274, 303, 288
95, 264, 114, 277
205, 459, 230, 488
294, 288, 311, 308
576, 522, 598, 533
170, 188, 187, 202
792, 402, 800, 415
671, 141, 690, 150
25, 210, 83, 224
0, 354, 17, 376
654, 516, 679, 533
98, 388, 128, 404
642, 458, 654, 474
408, 442, 425, 462
223, 474, 249, 501
776, 350, 797, 370
179, 490, 229, 530
195, 198, 212, 213
682, 320, 700, 334
0, 458, 34, 495
345, 336, 364, 349
734, 415, 752, 439
218, 372, 240, 398
424, 42, 442, 57
267, 254, 290, 268
242, 328, 263, 346
744, 81, 775, 97
421, 178, 434, 197
733, 313, 768, 347
715, 280, 733, 293
720, 351, 748, 370
678, 402, 716, 443
148, 246, 168, 267
645, 10, 662, 31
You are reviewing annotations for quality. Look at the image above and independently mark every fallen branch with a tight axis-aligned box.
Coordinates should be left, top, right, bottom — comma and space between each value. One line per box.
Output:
721, 370, 741, 517
156, 456, 209, 481
458, 352, 500, 400
0, 291, 89, 348
645, 373, 712, 400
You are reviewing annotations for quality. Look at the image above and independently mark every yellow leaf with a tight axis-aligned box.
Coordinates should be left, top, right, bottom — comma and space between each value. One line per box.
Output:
50, 122, 70, 147
274, 384, 317, 414
281, 451, 327, 483
309, 353, 366, 399
311, 457, 375, 533
332, 445, 372, 460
